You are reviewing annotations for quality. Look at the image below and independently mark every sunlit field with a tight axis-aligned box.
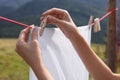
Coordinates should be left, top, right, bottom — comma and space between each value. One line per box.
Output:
0, 39, 29, 80
0, 39, 119, 80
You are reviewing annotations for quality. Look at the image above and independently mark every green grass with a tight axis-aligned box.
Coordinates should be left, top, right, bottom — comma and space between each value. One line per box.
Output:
90, 44, 120, 80
91, 44, 120, 73
0, 39, 29, 80
0, 39, 119, 80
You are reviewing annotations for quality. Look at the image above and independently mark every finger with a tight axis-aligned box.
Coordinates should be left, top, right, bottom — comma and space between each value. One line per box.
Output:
18, 26, 31, 42
47, 15, 65, 29
26, 24, 35, 36
32, 27, 38, 41
40, 16, 45, 22
42, 8, 72, 22
42, 8, 66, 16
24, 26, 32, 42
16, 28, 28, 49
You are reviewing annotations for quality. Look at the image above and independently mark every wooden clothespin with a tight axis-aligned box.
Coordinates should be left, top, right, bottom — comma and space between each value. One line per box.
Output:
94, 18, 101, 32
39, 16, 47, 36
88, 16, 94, 29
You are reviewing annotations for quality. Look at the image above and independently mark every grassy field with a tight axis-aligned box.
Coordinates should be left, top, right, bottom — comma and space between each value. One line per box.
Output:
0, 38, 119, 80
91, 44, 120, 73
0, 39, 29, 80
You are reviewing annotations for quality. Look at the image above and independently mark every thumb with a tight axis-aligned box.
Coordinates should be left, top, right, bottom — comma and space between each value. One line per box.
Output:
32, 27, 38, 41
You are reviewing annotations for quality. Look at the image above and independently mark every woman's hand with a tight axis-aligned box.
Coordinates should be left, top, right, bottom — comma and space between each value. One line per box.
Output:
15, 27, 54, 80
15, 27, 43, 67
41, 8, 79, 39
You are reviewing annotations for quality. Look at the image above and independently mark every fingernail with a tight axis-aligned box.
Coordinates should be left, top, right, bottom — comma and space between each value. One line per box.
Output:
31, 24, 35, 28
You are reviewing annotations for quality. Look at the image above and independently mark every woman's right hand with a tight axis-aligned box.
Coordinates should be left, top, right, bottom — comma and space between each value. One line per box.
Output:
41, 8, 80, 39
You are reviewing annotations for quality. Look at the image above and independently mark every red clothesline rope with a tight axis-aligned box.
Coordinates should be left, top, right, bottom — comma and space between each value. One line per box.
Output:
0, 8, 119, 27
100, 8, 118, 21
0, 16, 29, 27
91, 8, 118, 26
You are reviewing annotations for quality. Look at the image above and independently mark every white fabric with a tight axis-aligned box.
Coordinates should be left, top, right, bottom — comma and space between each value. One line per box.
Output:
29, 25, 91, 80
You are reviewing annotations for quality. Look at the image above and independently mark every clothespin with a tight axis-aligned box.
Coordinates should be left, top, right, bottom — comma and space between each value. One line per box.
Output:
39, 16, 47, 36
88, 16, 94, 29
94, 18, 101, 32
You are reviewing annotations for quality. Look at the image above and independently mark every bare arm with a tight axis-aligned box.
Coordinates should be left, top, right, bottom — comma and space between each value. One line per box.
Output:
16, 27, 54, 80
42, 8, 120, 80
69, 31, 117, 80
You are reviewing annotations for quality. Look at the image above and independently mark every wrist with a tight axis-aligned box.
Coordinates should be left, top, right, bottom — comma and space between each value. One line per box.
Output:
30, 59, 44, 70
32, 62, 54, 80
31, 62, 46, 77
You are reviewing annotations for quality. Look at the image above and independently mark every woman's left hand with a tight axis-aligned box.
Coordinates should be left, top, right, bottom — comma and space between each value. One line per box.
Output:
15, 27, 43, 67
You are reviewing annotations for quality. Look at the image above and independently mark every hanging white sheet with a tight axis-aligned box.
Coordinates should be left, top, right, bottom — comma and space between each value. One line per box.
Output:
29, 25, 91, 80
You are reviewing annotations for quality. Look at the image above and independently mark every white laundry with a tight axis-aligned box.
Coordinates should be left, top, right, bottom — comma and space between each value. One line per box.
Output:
29, 25, 91, 80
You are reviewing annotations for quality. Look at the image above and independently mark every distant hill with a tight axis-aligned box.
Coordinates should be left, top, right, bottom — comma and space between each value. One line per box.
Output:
0, 0, 119, 43
0, 6, 16, 16
0, 0, 32, 9
2, 0, 108, 26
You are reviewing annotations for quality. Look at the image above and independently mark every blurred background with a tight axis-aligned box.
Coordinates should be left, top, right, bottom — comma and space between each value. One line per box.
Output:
0, 0, 120, 80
